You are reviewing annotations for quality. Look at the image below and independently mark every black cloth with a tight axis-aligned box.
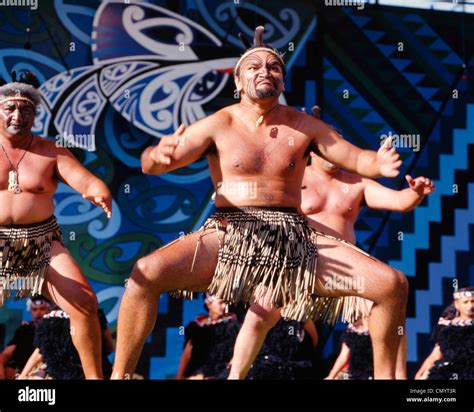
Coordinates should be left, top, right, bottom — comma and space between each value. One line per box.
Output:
33, 309, 112, 379
245, 319, 314, 380
6, 322, 36, 370
34, 312, 83, 380
183, 313, 240, 378
341, 328, 373, 380
427, 320, 474, 380
98, 309, 112, 379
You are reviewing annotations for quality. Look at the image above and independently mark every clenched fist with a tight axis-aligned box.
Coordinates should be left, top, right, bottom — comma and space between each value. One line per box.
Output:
151, 124, 186, 166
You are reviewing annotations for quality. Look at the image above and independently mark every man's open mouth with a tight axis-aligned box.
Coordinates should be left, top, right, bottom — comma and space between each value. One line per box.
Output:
257, 81, 274, 86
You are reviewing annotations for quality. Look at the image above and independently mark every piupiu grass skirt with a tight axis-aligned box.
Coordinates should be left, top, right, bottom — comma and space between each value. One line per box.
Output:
0, 216, 63, 306
175, 207, 371, 324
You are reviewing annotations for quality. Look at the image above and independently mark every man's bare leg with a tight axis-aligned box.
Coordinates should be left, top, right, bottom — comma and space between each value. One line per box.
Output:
112, 229, 222, 379
228, 303, 281, 379
313, 235, 408, 379
227, 234, 407, 380
396, 318, 408, 379
43, 241, 103, 379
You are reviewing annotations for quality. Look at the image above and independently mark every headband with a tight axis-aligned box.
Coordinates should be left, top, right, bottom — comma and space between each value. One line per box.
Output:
453, 290, 473, 299
234, 26, 285, 75
0, 96, 35, 106
234, 47, 285, 75
205, 293, 218, 304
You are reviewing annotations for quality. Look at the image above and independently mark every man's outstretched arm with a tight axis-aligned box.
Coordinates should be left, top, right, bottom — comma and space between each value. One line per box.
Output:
310, 117, 402, 179
141, 116, 214, 175
56, 147, 112, 218
364, 175, 435, 212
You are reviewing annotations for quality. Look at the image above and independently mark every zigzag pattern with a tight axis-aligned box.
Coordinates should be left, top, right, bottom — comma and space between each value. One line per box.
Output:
321, 6, 473, 370
322, 57, 397, 247
407, 182, 474, 360
371, 66, 472, 265
388, 106, 474, 274
149, 296, 205, 379
345, 9, 446, 111
388, 104, 474, 360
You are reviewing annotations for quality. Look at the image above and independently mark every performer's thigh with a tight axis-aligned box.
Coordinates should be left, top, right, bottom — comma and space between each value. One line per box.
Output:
42, 240, 97, 315
313, 234, 402, 301
132, 228, 223, 293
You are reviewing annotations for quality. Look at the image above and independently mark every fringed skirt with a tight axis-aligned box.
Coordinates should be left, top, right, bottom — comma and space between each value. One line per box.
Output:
0, 216, 63, 306
175, 207, 371, 324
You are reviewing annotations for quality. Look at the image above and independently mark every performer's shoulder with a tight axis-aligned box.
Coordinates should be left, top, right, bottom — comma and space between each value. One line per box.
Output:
284, 105, 315, 120
192, 107, 233, 134
342, 169, 364, 185
285, 105, 305, 116
31, 134, 61, 155
194, 315, 209, 325
211, 105, 235, 123
285, 106, 326, 133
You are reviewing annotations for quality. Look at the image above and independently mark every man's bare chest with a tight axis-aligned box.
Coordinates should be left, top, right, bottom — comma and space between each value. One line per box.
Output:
0, 155, 57, 193
215, 127, 312, 175
302, 178, 363, 216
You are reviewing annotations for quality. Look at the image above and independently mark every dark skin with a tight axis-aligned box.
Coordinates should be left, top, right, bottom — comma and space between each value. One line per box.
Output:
113, 50, 406, 379
0, 99, 35, 138
0, 98, 111, 224
0, 95, 112, 379
141, 52, 400, 208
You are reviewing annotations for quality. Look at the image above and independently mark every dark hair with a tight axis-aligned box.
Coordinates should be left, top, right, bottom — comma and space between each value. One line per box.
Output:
30, 294, 51, 304
442, 286, 474, 319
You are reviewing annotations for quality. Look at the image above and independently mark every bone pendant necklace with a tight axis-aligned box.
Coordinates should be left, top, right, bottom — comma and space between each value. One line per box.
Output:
241, 103, 279, 128
1, 135, 34, 194
8, 170, 21, 193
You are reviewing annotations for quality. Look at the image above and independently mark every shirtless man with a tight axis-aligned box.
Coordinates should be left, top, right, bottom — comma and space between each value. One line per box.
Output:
228, 107, 434, 380
305, 151, 434, 379
112, 26, 407, 380
302, 151, 435, 243
0, 79, 112, 379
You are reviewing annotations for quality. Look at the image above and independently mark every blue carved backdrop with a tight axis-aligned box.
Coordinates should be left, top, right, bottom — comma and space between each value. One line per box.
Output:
0, 0, 472, 378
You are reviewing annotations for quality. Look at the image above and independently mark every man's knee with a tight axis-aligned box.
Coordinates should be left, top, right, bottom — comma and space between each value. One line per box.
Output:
385, 269, 408, 302
247, 305, 281, 330
73, 288, 98, 317
128, 255, 164, 294
397, 270, 409, 302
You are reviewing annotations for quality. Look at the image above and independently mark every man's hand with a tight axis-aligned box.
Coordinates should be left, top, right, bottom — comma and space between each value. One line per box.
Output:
150, 124, 186, 166
377, 138, 402, 177
405, 175, 435, 196
82, 193, 112, 218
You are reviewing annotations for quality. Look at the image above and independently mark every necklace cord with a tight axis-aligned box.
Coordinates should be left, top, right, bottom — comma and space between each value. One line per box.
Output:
1, 134, 34, 191
239, 103, 279, 127
1, 134, 34, 171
